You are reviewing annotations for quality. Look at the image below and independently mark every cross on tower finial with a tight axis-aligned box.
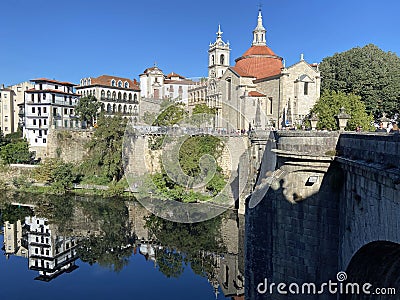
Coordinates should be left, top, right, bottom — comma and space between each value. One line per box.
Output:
216, 24, 223, 39
258, 2, 263, 11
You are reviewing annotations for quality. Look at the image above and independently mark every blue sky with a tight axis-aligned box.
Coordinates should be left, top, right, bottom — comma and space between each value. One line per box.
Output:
1, 0, 399, 86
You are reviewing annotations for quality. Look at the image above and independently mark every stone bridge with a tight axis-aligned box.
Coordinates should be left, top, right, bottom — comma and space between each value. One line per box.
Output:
245, 131, 400, 299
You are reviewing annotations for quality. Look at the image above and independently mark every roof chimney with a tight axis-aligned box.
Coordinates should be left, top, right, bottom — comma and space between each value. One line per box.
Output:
1, 84, 4, 89
300, 53, 304, 61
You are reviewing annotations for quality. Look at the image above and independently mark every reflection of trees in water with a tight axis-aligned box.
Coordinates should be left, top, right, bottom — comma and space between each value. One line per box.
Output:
145, 214, 226, 279
1, 193, 229, 279
76, 198, 133, 272
0, 203, 34, 224
0, 193, 133, 273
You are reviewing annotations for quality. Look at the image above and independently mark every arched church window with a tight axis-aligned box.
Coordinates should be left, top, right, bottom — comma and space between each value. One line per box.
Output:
118, 92, 122, 100
111, 79, 116, 87
134, 94, 138, 102
129, 93, 132, 101
118, 81, 122, 88
112, 91, 116, 100
124, 82, 129, 88
212, 55, 215, 65
107, 91, 111, 99
220, 54, 225, 65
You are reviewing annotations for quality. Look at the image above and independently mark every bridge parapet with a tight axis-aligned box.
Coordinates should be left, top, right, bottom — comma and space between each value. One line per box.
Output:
275, 131, 339, 156
337, 132, 400, 166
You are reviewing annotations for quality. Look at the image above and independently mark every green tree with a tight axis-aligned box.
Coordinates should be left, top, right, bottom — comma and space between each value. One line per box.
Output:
319, 44, 400, 118
34, 158, 77, 192
0, 140, 33, 164
309, 90, 374, 131
190, 104, 217, 128
75, 95, 102, 127
153, 103, 187, 126
82, 114, 128, 181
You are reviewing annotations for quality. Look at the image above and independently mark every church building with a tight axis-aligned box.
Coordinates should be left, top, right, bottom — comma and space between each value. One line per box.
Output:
189, 10, 321, 130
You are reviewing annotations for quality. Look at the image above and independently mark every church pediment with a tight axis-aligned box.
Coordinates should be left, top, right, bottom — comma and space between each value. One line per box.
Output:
297, 74, 314, 83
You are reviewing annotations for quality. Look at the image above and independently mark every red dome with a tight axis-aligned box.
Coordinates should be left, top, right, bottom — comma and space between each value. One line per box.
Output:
233, 45, 283, 79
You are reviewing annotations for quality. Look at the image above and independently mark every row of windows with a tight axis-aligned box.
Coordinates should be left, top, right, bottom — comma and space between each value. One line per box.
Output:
34, 138, 46, 144
105, 103, 138, 114
81, 78, 130, 89
32, 119, 47, 126
78, 89, 138, 102
111, 79, 129, 88
30, 93, 74, 105
31, 107, 73, 115
101, 90, 138, 102
33, 129, 48, 136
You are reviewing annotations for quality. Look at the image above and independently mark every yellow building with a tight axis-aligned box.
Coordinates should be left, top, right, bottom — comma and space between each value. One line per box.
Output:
0, 81, 33, 134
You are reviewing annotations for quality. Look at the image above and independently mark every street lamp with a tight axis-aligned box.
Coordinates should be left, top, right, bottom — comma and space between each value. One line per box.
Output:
335, 107, 351, 131
309, 113, 319, 131
380, 113, 390, 129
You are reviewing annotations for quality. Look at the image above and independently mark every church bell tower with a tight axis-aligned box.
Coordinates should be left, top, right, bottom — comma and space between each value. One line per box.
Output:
208, 25, 230, 79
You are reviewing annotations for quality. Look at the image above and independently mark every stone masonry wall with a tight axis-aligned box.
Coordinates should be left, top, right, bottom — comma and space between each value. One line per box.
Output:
336, 133, 400, 270
246, 131, 400, 300
46, 128, 94, 162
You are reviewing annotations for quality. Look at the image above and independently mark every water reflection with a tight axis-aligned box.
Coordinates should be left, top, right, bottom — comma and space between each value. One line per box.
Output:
0, 194, 244, 300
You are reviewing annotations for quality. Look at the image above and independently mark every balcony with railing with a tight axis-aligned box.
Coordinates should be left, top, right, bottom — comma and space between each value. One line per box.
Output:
25, 112, 50, 118
100, 96, 139, 104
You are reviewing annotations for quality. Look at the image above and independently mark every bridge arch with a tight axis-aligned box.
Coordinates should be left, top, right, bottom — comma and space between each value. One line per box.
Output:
341, 241, 400, 299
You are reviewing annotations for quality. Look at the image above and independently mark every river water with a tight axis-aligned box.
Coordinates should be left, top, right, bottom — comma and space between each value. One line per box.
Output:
0, 193, 244, 300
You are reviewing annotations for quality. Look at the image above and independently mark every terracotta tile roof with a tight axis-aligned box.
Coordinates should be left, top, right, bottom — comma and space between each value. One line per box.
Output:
164, 79, 195, 85
231, 66, 254, 78
248, 91, 266, 97
142, 66, 163, 74
31, 78, 76, 86
83, 75, 140, 91
166, 72, 186, 79
26, 88, 79, 96
234, 45, 283, 79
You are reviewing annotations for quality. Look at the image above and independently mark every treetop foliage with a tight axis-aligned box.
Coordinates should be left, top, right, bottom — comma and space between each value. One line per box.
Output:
310, 90, 375, 131
319, 44, 400, 118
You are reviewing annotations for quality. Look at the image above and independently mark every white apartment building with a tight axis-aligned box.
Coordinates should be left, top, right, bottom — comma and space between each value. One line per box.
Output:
25, 216, 78, 281
0, 81, 33, 134
76, 75, 140, 123
23, 78, 79, 157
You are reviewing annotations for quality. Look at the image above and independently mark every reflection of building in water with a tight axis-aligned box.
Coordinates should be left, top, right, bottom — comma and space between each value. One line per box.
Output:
25, 216, 79, 281
212, 212, 245, 298
127, 201, 152, 241
3, 220, 28, 259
